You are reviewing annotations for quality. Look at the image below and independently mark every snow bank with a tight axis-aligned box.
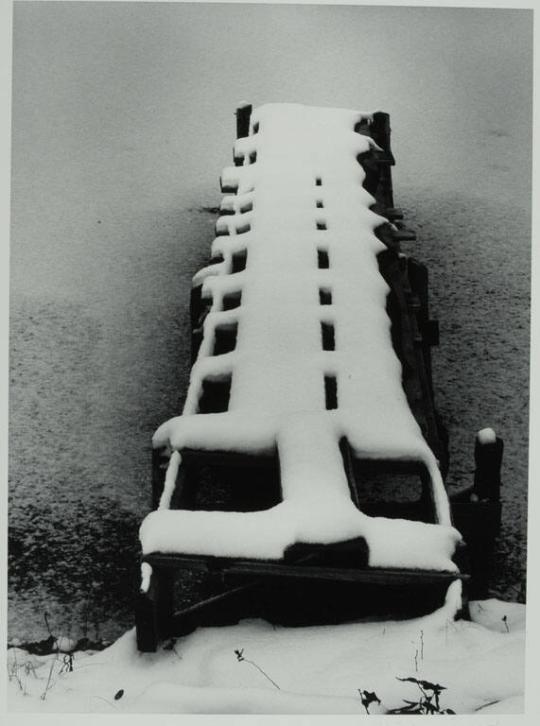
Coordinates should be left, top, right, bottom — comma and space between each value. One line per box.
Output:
7, 592, 525, 714
141, 103, 458, 568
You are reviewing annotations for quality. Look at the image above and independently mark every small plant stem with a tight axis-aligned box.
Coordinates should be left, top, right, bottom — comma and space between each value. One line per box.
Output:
44, 612, 54, 639
12, 647, 19, 676
477, 699, 499, 711
82, 586, 92, 639
359, 688, 370, 714
10, 670, 24, 692
9, 650, 24, 692
243, 658, 280, 690
417, 683, 431, 705
40, 653, 59, 701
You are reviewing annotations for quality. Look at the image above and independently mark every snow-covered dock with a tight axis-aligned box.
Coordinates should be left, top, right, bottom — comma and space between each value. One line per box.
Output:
136, 103, 502, 652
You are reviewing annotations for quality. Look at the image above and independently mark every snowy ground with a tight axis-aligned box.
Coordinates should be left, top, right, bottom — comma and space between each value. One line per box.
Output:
7, 590, 525, 715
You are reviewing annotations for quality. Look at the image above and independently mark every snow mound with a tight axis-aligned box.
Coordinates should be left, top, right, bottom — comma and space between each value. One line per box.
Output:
7, 593, 525, 714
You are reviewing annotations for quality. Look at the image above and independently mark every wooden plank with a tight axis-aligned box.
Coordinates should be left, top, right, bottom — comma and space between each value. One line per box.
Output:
392, 227, 417, 242
144, 553, 467, 585
170, 580, 262, 636
226, 563, 467, 585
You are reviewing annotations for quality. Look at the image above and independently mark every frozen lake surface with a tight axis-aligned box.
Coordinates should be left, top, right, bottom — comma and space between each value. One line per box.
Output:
9, 4, 531, 640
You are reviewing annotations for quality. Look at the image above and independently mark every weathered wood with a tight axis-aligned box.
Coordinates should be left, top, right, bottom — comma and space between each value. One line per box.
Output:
369, 112, 396, 210
235, 103, 252, 139
371, 111, 393, 156
474, 435, 503, 502
391, 227, 417, 242
374, 222, 400, 251
405, 258, 438, 386
135, 590, 160, 652
377, 249, 447, 472
174, 456, 199, 510
151, 447, 169, 509
339, 438, 361, 509
180, 447, 276, 467
220, 181, 238, 194
284, 536, 369, 568
425, 320, 439, 346
177, 449, 281, 513
372, 151, 395, 166
357, 149, 394, 211
451, 500, 501, 599
171, 580, 261, 635
135, 567, 175, 652
144, 552, 467, 585
226, 563, 467, 585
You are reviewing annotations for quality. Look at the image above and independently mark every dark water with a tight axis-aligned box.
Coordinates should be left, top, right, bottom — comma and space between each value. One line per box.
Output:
9, 3, 531, 640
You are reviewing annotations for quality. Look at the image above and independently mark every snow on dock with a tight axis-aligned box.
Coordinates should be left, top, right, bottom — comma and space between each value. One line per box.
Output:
140, 103, 460, 568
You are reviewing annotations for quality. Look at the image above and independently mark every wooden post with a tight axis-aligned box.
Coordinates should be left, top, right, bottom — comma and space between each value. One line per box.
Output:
474, 431, 503, 502
371, 111, 392, 154
371, 112, 395, 209
135, 566, 174, 652
235, 103, 252, 139
152, 447, 169, 510
135, 588, 159, 652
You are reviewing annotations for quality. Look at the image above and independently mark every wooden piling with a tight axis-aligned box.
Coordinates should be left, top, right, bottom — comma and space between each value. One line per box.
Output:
235, 103, 252, 139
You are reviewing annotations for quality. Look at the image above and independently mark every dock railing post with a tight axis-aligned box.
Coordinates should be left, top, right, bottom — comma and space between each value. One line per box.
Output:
474, 430, 503, 502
